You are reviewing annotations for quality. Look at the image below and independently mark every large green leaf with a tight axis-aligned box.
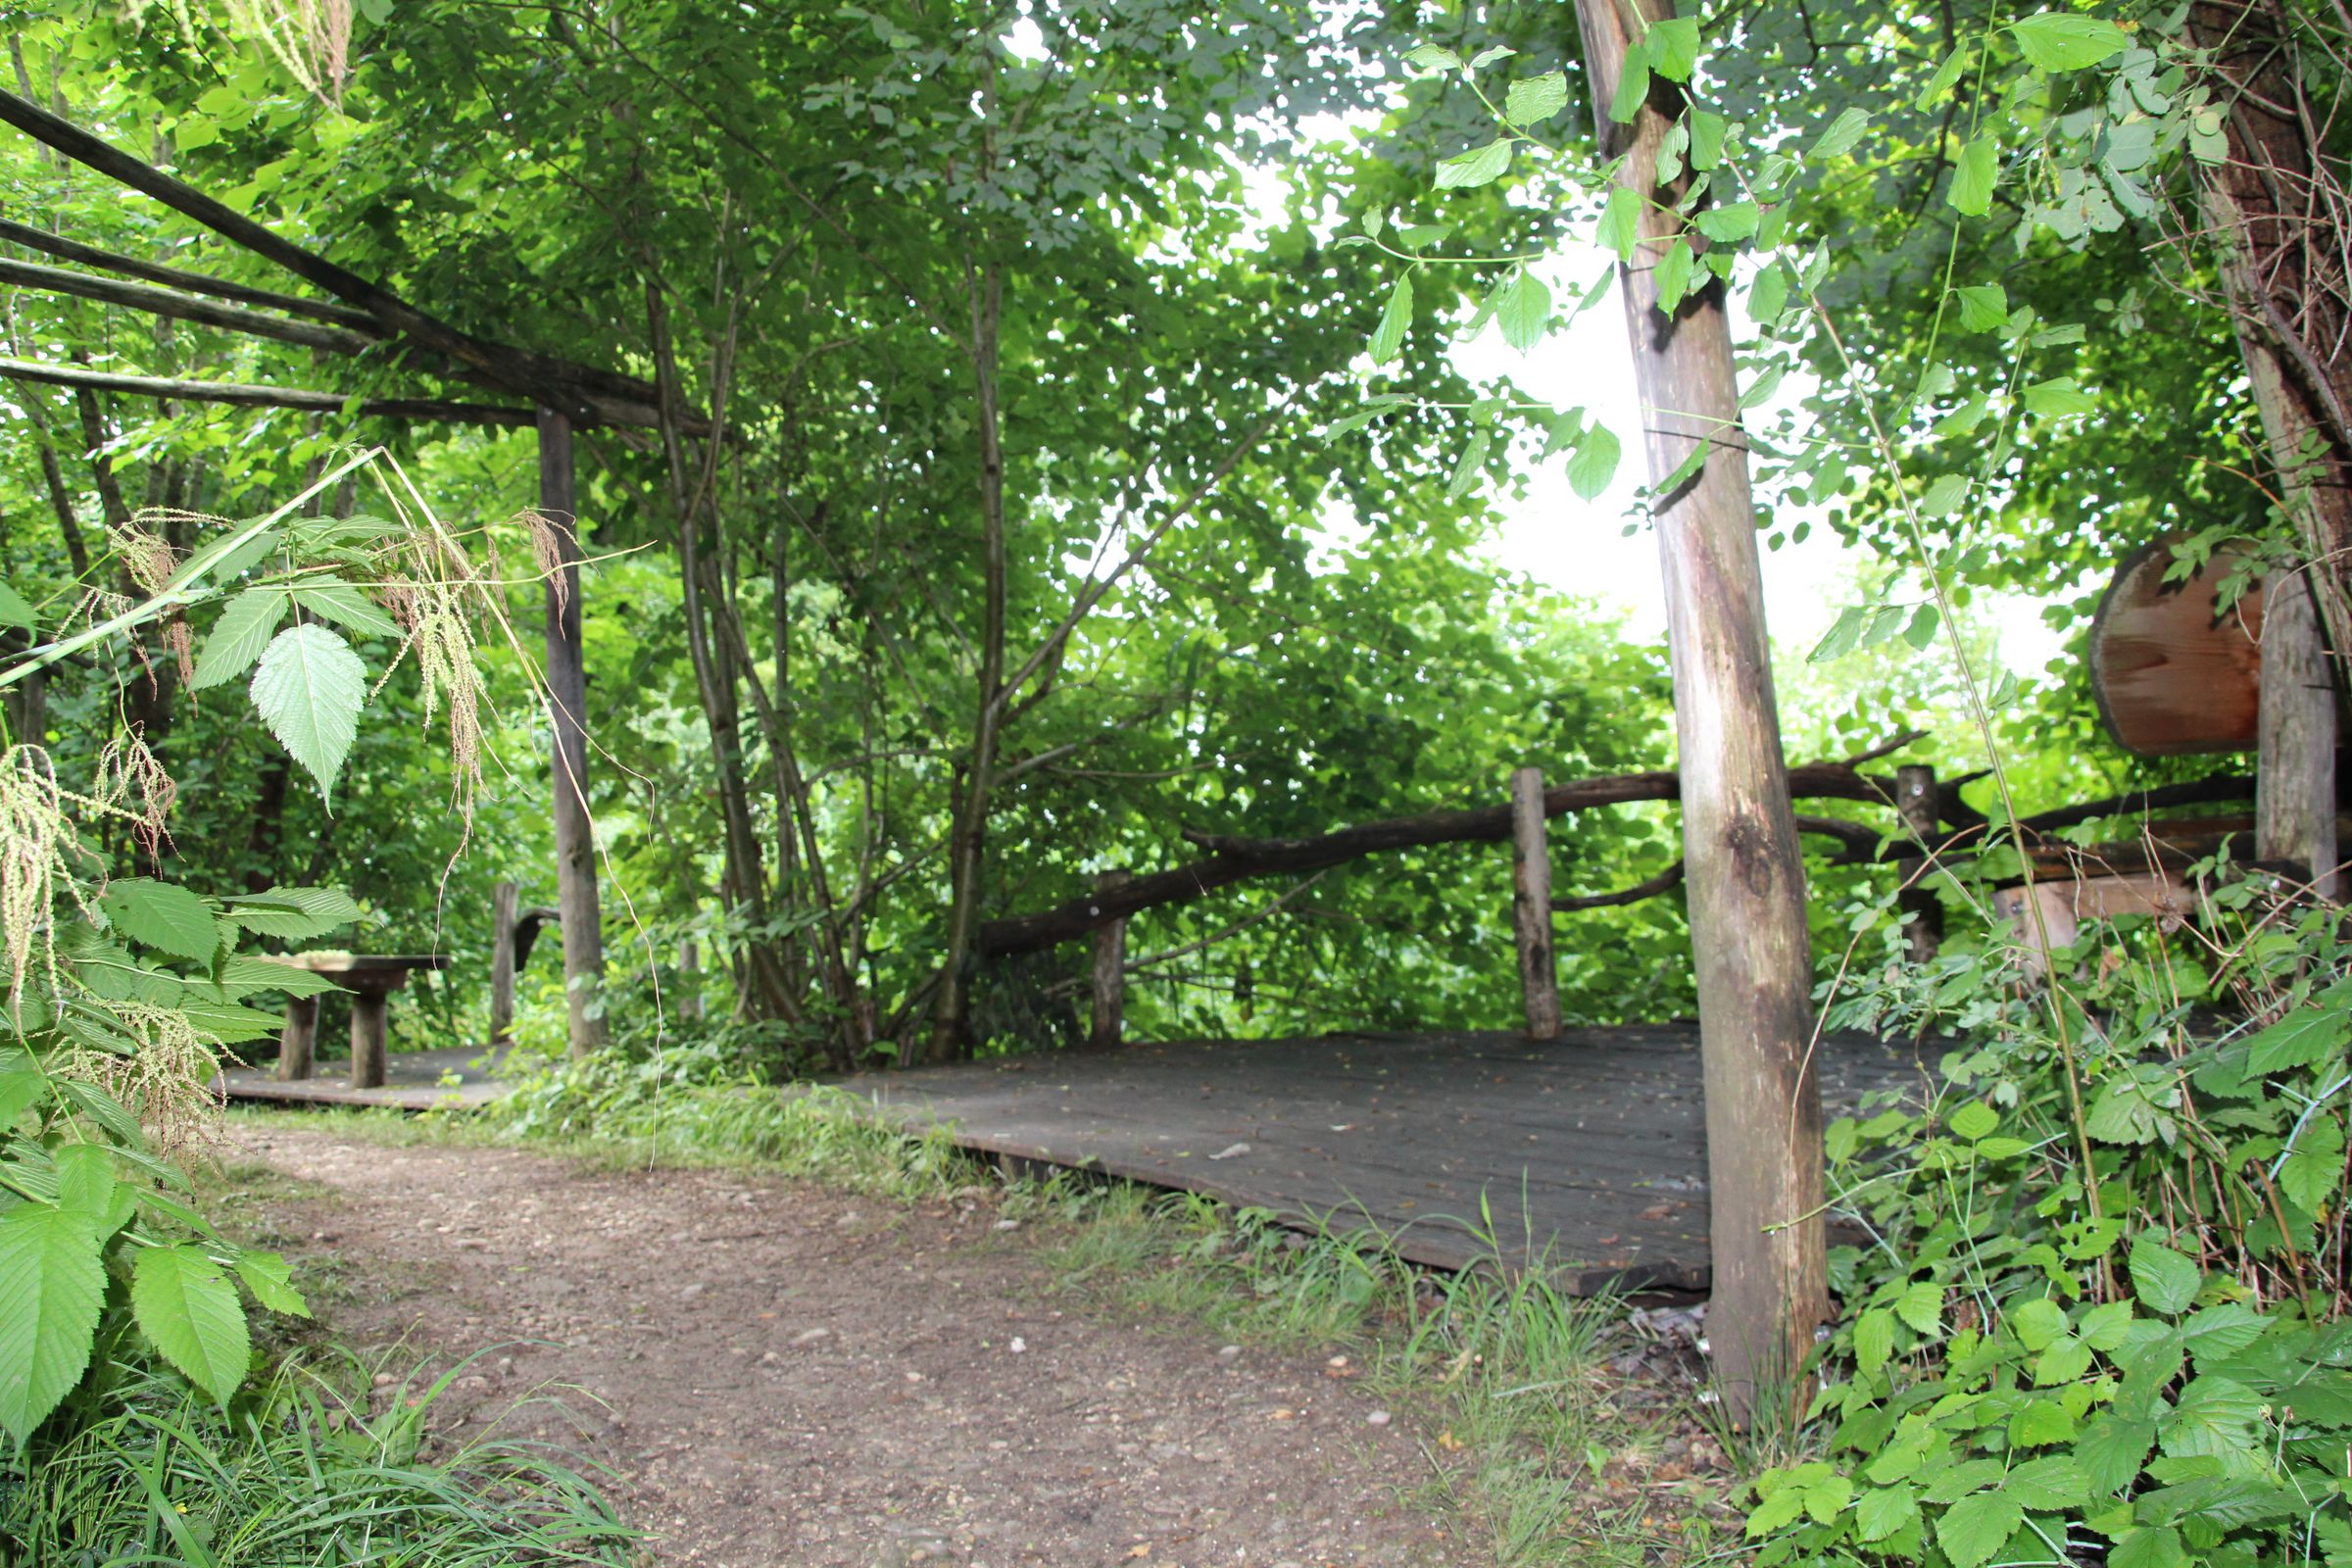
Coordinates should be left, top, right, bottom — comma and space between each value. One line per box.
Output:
1936, 1491, 2021, 1568
0, 1204, 105, 1441
213, 956, 344, 1000
231, 1250, 311, 1318
287, 581, 401, 640
99, 879, 220, 962
1567, 425, 1622, 502
189, 587, 289, 692
2010, 13, 2129, 72
0, 578, 34, 632
2128, 1235, 2202, 1315
132, 1244, 252, 1402
221, 885, 363, 943
249, 624, 367, 799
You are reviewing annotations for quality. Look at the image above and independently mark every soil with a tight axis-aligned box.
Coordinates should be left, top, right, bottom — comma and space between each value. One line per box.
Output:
230, 1126, 1475, 1568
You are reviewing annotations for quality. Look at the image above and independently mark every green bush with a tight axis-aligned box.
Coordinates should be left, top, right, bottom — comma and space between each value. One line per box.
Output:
1750, 871, 2352, 1568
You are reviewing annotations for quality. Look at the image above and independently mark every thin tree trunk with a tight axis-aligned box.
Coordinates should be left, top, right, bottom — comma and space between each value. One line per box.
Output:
537, 408, 608, 1055
928, 259, 1008, 1062
1574, 0, 1825, 1425
2188, 2, 2352, 894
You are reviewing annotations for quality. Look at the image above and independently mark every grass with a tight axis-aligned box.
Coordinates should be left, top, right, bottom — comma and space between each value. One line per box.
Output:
1, 1350, 637, 1567
226, 1070, 1744, 1566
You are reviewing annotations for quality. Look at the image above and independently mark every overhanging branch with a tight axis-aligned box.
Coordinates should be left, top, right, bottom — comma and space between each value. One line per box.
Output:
0, 356, 535, 426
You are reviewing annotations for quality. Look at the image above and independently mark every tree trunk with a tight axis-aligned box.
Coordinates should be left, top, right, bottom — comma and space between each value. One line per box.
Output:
2190, 1, 2352, 895
1510, 765, 1562, 1040
538, 408, 607, 1055
929, 260, 1009, 1061
1088, 870, 1129, 1052
1574, 0, 1825, 1424
1895, 763, 1943, 962
490, 879, 518, 1047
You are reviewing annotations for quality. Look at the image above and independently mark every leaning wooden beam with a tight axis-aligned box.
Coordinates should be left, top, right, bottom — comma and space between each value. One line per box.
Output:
0, 356, 535, 425
0, 255, 376, 354
2015, 774, 2254, 835
0, 217, 375, 328
1554, 859, 1686, 912
0, 87, 687, 431
978, 758, 1901, 956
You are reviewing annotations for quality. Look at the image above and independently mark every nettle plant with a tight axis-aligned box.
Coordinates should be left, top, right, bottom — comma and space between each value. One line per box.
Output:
1354, 4, 2352, 1567
0, 447, 516, 1444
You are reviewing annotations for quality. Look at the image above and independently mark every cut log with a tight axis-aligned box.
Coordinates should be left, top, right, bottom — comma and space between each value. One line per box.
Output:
2088, 539, 2266, 756
1510, 766, 1562, 1041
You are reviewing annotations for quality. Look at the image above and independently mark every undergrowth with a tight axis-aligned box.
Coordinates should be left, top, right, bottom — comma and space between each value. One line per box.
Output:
0, 1348, 635, 1566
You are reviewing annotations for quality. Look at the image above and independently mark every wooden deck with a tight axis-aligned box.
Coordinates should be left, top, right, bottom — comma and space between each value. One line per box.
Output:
855, 1026, 1929, 1293
217, 1045, 513, 1111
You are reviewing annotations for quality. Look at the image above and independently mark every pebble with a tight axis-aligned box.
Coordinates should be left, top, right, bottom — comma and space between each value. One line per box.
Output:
680, 1283, 706, 1300
1216, 1345, 1242, 1362
794, 1328, 832, 1347
1008, 1337, 1027, 1353
370, 1372, 396, 1389
1366, 1410, 1392, 1427
993, 1218, 1019, 1231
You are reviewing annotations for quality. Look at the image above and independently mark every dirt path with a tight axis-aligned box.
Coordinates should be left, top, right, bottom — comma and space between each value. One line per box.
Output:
233, 1127, 1469, 1568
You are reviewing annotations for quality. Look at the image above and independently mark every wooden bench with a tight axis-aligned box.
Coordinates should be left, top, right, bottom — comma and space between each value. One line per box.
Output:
270, 955, 455, 1091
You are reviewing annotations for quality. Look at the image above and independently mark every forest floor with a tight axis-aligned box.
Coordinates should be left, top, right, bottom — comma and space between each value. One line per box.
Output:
220, 1122, 1497, 1568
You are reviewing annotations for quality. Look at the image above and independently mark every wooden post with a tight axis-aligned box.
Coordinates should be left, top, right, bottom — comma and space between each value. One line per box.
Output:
349, 990, 389, 1090
1895, 764, 1943, 963
274, 995, 318, 1082
679, 941, 705, 1021
1510, 766, 1561, 1040
1575, 0, 1825, 1424
2257, 576, 2338, 896
538, 408, 607, 1055
490, 879, 518, 1047
1088, 870, 1129, 1051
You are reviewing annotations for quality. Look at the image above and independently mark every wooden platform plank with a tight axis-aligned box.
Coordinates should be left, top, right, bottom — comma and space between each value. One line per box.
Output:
217, 1045, 511, 1111
853, 1028, 1926, 1293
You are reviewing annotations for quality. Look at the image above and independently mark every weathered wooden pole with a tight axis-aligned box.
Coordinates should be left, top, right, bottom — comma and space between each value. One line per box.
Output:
274, 995, 318, 1082
1574, 0, 1825, 1423
538, 409, 607, 1055
2257, 564, 2339, 897
679, 941, 706, 1022
1510, 766, 1562, 1040
1894, 764, 1943, 963
348, 983, 391, 1091
489, 879, 518, 1047
1088, 870, 1129, 1052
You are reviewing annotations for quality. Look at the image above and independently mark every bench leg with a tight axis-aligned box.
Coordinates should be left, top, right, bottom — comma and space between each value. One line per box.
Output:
276, 996, 318, 1082
350, 994, 389, 1090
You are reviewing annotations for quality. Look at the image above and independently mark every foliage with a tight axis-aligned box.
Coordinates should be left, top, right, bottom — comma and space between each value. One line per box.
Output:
0, 1347, 636, 1565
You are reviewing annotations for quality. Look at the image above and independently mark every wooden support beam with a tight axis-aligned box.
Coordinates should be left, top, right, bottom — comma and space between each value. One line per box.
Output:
1088, 870, 1129, 1051
1895, 764, 1944, 962
1510, 766, 1561, 1040
0, 216, 375, 326
539, 408, 607, 1055
490, 879, 518, 1047
0, 254, 376, 354
1576, 0, 1824, 1424
0, 86, 687, 431
274, 995, 318, 1082
2256, 572, 2338, 895
0, 356, 535, 425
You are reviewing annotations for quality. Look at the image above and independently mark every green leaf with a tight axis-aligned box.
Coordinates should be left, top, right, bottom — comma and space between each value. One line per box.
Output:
231, 1250, 310, 1318
1503, 72, 1568, 125
1688, 109, 1728, 171
1653, 239, 1697, 315
57, 1080, 143, 1147
1811, 606, 1866, 663
2244, 1004, 2346, 1072
53, 1144, 115, 1220
286, 581, 400, 641
1608, 49, 1651, 124
1446, 429, 1492, 502
1894, 1280, 1942, 1334
1949, 136, 1997, 218
0, 579, 33, 632
1856, 1484, 1919, 1543
2109, 1526, 2188, 1568
2180, 1303, 2268, 1367
1947, 1100, 1998, 1141
1435, 139, 1512, 191
2279, 1112, 2345, 1213
214, 956, 343, 1000
0, 1066, 48, 1127
1955, 284, 2008, 331
2160, 1375, 2262, 1460
1370, 274, 1414, 366
99, 879, 220, 962
2079, 1414, 2158, 1493
1807, 108, 1870, 162
1568, 425, 1622, 501
1750, 260, 1790, 322
1403, 43, 1460, 73
2024, 377, 2098, 420
1918, 47, 1968, 109
2011, 1297, 2067, 1352
132, 1245, 251, 1402
190, 587, 289, 692
1937, 1491, 2022, 1568
1646, 17, 1699, 80
1694, 201, 1760, 244
0, 1204, 104, 1442
222, 885, 363, 942
1595, 185, 1642, 264
2129, 1235, 2202, 1314
1855, 1306, 1895, 1373
2011, 13, 2130, 72
1494, 270, 1552, 353
2007, 1455, 2088, 1510
249, 624, 368, 799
